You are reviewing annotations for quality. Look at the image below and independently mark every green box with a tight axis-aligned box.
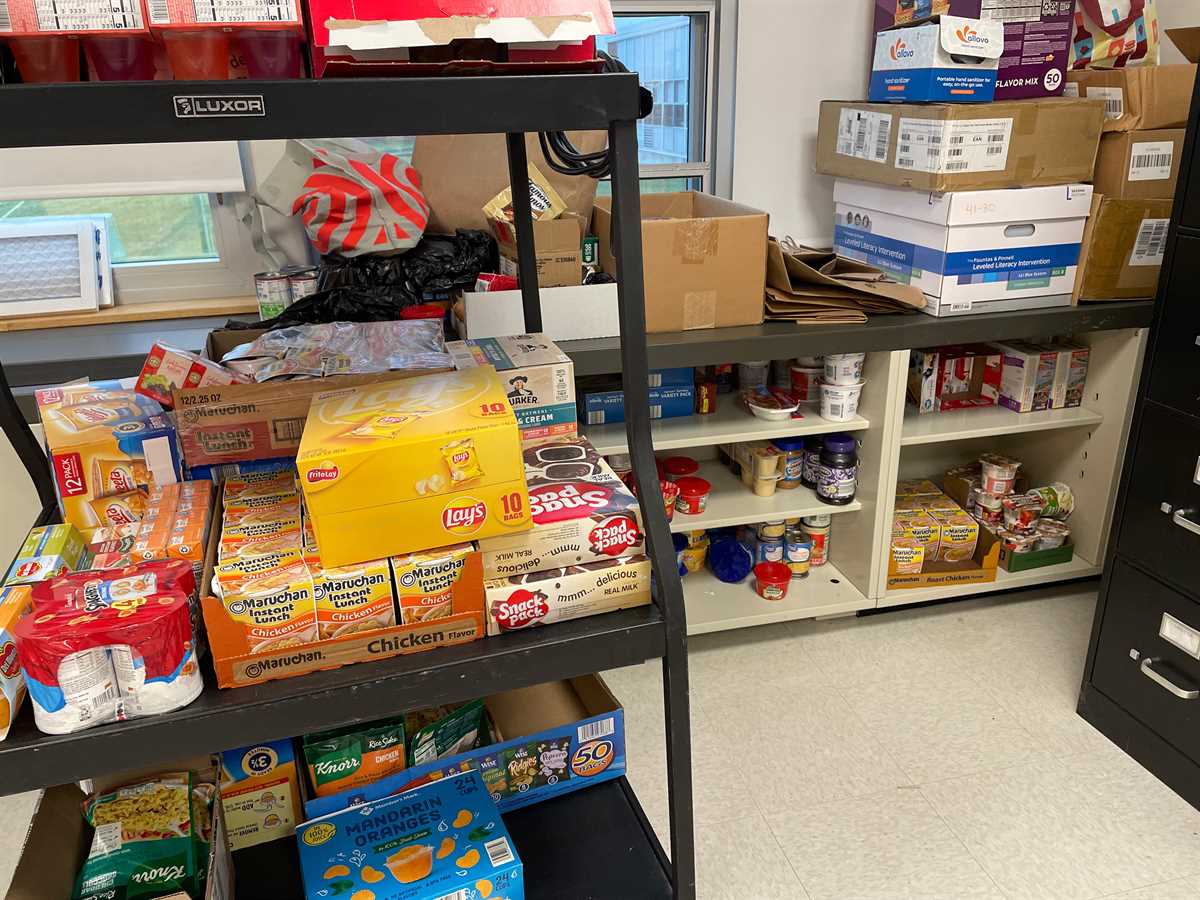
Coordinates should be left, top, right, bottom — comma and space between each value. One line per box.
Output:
998, 538, 1074, 573
5, 524, 88, 585
581, 234, 599, 267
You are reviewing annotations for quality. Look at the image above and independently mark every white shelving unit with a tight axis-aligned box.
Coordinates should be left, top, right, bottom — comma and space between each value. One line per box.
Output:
585, 402, 869, 455
670, 461, 861, 533
900, 404, 1104, 446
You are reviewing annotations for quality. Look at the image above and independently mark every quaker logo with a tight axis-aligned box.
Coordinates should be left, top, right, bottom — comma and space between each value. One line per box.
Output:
506, 375, 539, 405
588, 514, 643, 557
494, 588, 549, 630
0, 641, 18, 679
890, 38, 913, 60
174, 95, 267, 119
306, 464, 340, 484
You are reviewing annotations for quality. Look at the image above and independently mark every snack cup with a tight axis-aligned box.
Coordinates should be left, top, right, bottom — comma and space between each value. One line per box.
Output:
789, 365, 823, 404
1000, 529, 1040, 553
737, 360, 770, 391
1035, 519, 1070, 550
236, 29, 303, 79
10, 37, 81, 83
980, 453, 1021, 494
754, 561, 792, 601
752, 472, 781, 498
675, 477, 711, 515
664, 456, 699, 483
823, 353, 866, 385
819, 379, 865, 422
795, 355, 823, 368
84, 36, 156, 81
752, 447, 781, 480
163, 29, 232, 80
660, 480, 681, 522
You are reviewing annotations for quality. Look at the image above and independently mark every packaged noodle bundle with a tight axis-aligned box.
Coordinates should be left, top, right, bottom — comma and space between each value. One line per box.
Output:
74, 772, 203, 900
13, 591, 202, 734
302, 716, 407, 798
406, 699, 486, 767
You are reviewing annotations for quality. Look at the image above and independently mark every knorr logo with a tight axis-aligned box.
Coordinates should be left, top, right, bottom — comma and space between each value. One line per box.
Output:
313, 755, 360, 786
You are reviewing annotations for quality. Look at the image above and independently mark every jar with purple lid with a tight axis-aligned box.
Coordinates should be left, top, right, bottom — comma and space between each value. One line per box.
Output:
817, 433, 858, 505
801, 435, 825, 489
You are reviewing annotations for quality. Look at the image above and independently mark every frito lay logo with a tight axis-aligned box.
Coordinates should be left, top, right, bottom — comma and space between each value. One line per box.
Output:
890, 38, 912, 60
442, 497, 487, 534
494, 588, 549, 630
306, 464, 339, 484
0, 641, 17, 679
588, 515, 642, 557
529, 483, 614, 524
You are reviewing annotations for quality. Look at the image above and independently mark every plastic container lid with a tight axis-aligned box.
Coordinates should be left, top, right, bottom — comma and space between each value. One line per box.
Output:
754, 561, 792, 584
771, 437, 807, 452
676, 476, 711, 498
664, 456, 699, 478
401, 304, 445, 320
822, 433, 857, 455
803, 435, 825, 451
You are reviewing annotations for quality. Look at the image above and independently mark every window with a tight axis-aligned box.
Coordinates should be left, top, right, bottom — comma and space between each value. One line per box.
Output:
598, 3, 720, 191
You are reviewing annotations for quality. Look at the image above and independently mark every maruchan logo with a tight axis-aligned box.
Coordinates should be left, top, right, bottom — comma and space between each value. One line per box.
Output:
306, 464, 339, 484
174, 95, 267, 119
442, 497, 487, 534
890, 39, 913, 60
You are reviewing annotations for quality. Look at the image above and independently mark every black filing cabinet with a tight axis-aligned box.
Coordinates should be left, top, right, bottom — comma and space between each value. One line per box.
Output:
1079, 70, 1200, 810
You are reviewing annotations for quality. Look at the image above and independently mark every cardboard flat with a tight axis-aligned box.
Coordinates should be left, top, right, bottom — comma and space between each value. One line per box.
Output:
1065, 65, 1197, 132
457, 282, 620, 341
1168, 27, 1200, 63
1074, 196, 1173, 302
817, 99, 1104, 192
413, 131, 605, 233
766, 239, 925, 315
593, 192, 769, 333
1093, 129, 1187, 201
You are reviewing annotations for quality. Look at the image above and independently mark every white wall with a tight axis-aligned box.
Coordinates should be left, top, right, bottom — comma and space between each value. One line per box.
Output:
732, 0, 1200, 244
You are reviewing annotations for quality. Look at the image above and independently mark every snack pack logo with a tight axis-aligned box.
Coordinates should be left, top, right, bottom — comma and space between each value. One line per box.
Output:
494, 588, 549, 630
588, 515, 643, 557
0, 641, 18, 679
529, 483, 614, 523
955, 24, 988, 45
174, 94, 266, 118
442, 497, 488, 534
306, 463, 340, 484
890, 38, 913, 60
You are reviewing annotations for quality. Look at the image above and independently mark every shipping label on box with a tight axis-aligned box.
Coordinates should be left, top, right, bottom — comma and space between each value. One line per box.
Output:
0, 0, 148, 34
870, 16, 1002, 103
478, 437, 644, 578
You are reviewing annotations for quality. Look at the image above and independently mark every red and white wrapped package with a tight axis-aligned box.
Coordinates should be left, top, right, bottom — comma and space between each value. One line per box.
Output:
13, 591, 202, 734
30, 560, 197, 611
135, 343, 248, 409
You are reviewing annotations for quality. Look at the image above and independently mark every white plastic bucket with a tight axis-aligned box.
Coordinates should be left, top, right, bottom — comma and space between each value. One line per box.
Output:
823, 353, 866, 385
819, 379, 866, 422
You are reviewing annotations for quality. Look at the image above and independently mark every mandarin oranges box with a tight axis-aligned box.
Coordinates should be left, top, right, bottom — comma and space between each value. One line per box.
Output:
297, 367, 531, 569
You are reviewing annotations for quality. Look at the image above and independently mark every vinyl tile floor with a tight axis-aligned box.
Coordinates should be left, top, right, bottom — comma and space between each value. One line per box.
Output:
1, 583, 1198, 899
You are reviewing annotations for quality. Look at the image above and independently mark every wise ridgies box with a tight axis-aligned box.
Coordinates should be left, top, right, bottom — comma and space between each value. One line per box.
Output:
297, 367, 532, 568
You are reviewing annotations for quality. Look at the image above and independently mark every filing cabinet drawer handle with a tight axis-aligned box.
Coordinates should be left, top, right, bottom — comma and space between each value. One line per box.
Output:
1140, 657, 1200, 700
1172, 509, 1200, 537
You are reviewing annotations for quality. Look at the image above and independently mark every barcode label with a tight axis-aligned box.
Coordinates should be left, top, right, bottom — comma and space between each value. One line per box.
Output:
0, 0, 11, 32
895, 118, 1011, 174
35, 0, 144, 30
828, 403, 844, 418
148, 0, 169, 22
578, 717, 616, 743
1086, 86, 1124, 120
1129, 218, 1170, 267
836, 109, 894, 164
1128, 141, 1175, 182
650, 404, 662, 419
586, 410, 605, 425
274, 417, 305, 442
433, 891, 470, 900
945, 161, 970, 171
484, 837, 515, 867
1062, 82, 1079, 98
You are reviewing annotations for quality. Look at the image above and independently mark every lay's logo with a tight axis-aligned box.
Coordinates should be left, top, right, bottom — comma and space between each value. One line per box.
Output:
442, 497, 487, 534
890, 38, 913, 60
955, 25, 988, 45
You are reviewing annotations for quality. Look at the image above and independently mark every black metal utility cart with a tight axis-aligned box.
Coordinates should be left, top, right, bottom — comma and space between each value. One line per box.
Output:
0, 74, 697, 899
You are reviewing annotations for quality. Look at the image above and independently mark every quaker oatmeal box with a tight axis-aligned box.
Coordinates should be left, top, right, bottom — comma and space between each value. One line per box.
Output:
477, 437, 644, 578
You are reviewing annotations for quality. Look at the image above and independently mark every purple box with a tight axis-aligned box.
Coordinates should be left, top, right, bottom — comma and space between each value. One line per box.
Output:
873, 0, 1073, 100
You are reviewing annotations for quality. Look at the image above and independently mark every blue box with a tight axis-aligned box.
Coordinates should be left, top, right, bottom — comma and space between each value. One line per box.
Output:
582, 385, 694, 425
186, 456, 295, 483
649, 367, 694, 387
296, 770, 523, 900
870, 16, 1001, 103
303, 676, 626, 821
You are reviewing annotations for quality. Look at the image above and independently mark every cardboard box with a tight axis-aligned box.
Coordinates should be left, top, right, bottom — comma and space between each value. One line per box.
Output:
5, 524, 88, 585
297, 770, 524, 900
493, 213, 584, 288
873, 0, 1074, 101
1043, 340, 1090, 410
816, 99, 1104, 192
456, 282, 620, 342
581, 385, 696, 424
870, 16, 1003, 103
199, 497, 487, 688
302, 675, 627, 819
593, 192, 769, 333
888, 518, 999, 590
1065, 64, 1198, 132
478, 437, 644, 578
907, 344, 1001, 414
1093, 129, 1187, 201
484, 554, 650, 635
999, 538, 1075, 572
994, 341, 1058, 413
447, 334, 576, 443
174, 329, 451, 469
297, 368, 532, 566
136, 342, 248, 409
5, 781, 232, 900
1168, 27, 1200, 64
219, 738, 303, 851
833, 179, 1091, 316
1074, 196, 1173, 301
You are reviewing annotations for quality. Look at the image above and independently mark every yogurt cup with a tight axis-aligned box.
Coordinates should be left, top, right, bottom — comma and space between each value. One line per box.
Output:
1035, 519, 1071, 550
980, 453, 1021, 494
795, 355, 823, 368
789, 365, 824, 405
823, 353, 866, 385
754, 561, 792, 601
675, 477, 711, 516
819, 379, 866, 422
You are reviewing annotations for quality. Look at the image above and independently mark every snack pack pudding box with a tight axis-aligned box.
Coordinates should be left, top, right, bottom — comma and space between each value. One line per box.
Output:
296, 770, 524, 900
297, 366, 532, 569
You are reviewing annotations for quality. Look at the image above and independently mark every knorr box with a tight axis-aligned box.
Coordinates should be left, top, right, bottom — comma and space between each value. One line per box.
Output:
298, 367, 532, 568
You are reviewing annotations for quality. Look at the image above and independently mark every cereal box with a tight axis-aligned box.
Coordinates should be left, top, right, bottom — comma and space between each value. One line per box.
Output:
0, 586, 32, 741
484, 555, 651, 635
447, 334, 576, 442
295, 770, 524, 900
298, 367, 531, 568
5, 524, 88, 585
219, 738, 303, 851
477, 437, 644, 579
390, 544, 484, 627
136, 343, 249, 409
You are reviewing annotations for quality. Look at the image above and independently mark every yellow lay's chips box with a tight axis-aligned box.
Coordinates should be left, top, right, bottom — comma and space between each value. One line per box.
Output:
297, 367, 531, 568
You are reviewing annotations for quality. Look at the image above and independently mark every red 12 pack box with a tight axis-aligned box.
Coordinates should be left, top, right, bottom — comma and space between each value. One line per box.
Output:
477, 437, 644, 578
